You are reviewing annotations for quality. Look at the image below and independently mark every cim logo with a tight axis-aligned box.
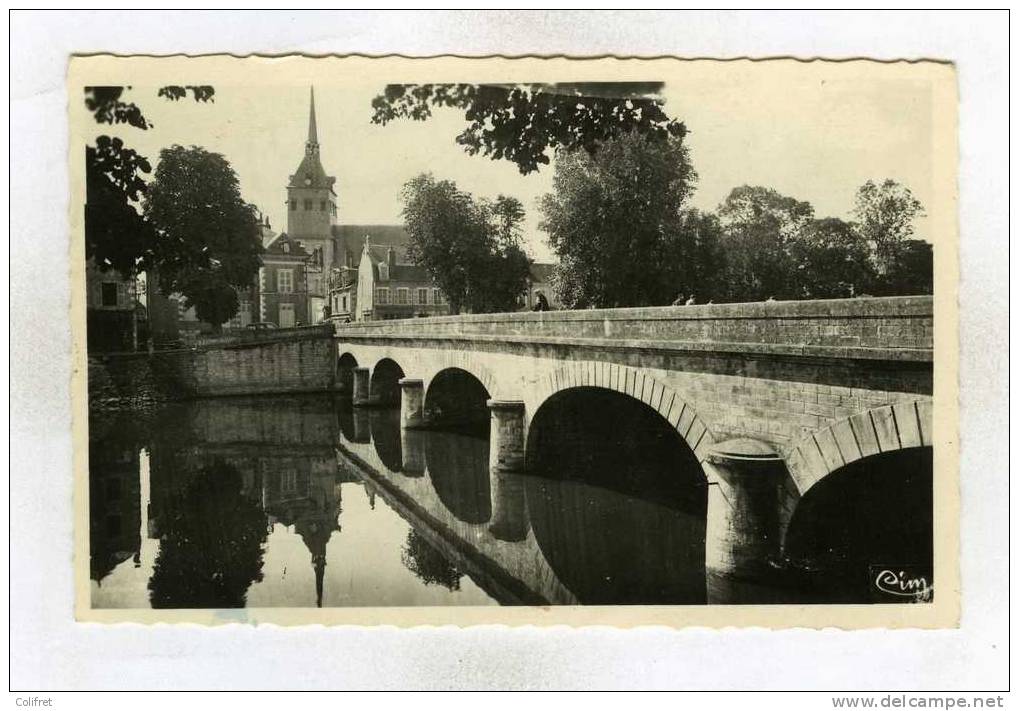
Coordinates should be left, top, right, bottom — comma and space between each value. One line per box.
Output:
869, 565, 934, 603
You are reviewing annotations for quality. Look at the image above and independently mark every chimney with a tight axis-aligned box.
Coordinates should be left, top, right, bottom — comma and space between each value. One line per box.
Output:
387, 246, 396, 268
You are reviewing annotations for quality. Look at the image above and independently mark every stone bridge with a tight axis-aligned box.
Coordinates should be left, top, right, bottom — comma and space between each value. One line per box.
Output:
332, 296, 933, 577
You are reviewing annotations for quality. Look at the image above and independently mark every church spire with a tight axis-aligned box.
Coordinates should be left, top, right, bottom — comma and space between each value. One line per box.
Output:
306, 87, 319, 155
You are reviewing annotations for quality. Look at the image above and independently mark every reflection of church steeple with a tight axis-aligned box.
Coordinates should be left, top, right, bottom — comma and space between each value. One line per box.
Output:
314, 554, 326, 608
297, 515, 337, 608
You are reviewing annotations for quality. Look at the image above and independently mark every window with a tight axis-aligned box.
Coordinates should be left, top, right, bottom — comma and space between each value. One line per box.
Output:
320, 200, 327, 211
433, 289, 445, 305
396, 288, 409, 305
101, 282, 118, 307
304, 199, 313, 210
376, 287, 390, 305
281, 469, 297, 495
417, 288, 429, 305
277, 269, 294, 294
289, 199, 296, 211
341, 295, 348, 311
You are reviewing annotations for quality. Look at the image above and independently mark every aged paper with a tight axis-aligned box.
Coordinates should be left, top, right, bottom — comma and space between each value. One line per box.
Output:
70, 54, 958, 628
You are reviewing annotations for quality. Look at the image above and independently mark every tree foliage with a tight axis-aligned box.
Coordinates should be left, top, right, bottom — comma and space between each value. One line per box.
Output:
539, 132, 708, 308
790, 217, 875, 299
401, 529, 461, 590
84, 85, 215, 274
852, 179, 928, 294
400, 174, 531, 314
372, 82, 686, 174
716, 182, 931, 301
144, 145, 262, 329
717, 186, 815, 301
148, 460, 266, 609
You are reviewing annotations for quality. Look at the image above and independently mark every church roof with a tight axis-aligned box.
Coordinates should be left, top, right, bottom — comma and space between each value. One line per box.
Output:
288, 87, 335, 192
288, 153, 333, 191
331, 224, 410, 248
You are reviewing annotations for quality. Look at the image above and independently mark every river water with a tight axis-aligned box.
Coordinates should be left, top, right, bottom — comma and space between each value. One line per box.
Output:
88, 393, 933, 609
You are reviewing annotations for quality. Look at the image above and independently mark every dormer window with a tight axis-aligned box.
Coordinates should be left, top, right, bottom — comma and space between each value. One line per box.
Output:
282, 242, 290, 254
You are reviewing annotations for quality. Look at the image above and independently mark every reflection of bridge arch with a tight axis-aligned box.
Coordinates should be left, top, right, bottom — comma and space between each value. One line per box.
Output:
785, 400, 933, 496
426, 431, 492, 525
369, 358, 405, 406
533, 362, 716, 462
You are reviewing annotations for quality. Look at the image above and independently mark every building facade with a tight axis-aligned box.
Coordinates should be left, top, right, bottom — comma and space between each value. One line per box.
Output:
86, 259, 142, 352
258, 233, 311, 328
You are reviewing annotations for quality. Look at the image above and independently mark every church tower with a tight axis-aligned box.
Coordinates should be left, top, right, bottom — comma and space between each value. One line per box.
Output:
286, 87, 337, 269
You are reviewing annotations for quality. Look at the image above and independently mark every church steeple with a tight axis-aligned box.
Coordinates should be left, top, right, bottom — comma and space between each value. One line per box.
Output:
306, 87, 319, 155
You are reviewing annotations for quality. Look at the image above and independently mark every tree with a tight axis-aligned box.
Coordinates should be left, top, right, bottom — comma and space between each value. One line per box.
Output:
148, 460, 267, 608
790, 217, 875, 299
881, 239, 934, 296
84, 85, 215, 274
400, 174, 531, 314
401, 529, 462, 590
852, 179, 930, 295
372, 82, 686, 174
539, 132, 699, 308
852, 179, 925, 256
143, 145, 262, 331
717, 186, 815, 301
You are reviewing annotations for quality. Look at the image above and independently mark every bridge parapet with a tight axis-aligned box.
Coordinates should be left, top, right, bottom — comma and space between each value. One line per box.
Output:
335, 296, 932, 362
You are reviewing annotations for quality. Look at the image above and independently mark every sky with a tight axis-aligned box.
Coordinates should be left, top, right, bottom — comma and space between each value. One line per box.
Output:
92, 64, 939, 263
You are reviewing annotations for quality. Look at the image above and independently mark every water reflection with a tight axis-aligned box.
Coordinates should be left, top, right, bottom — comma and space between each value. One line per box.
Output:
369, 408, 403, 473
89, 390, 934, 609
149, 459, 267, 608
524, 387, 708, 604
88, 395, 495, 609
401, 529, 463, 591
425, 430, 492, 525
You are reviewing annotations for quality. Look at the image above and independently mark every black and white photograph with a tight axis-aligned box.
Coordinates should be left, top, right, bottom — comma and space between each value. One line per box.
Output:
73, 54, 957, 625
11, 7, 1012, 698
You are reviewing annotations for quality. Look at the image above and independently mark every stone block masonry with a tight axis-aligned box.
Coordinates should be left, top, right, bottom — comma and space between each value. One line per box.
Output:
88, 325, 337, 407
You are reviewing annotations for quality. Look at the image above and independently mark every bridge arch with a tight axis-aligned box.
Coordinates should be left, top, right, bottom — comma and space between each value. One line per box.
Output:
336, 352, 358, 394
424, 367, 491, 432
785, 399, 933, 496
533, 362, 715, 461
424, 350, 499, 400
369, 357, 405, 406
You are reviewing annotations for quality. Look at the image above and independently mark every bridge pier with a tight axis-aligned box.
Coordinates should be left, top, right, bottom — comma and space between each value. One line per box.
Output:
704, 439, 786, 579
487, 400, 526, 472
352, 366, 371, 406
398, 378, 426, 429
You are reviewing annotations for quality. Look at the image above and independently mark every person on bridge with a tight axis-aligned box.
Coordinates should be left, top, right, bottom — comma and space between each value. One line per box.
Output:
672, 292, 686, 306
533, 291, 550, 312
685, 295, 697, 306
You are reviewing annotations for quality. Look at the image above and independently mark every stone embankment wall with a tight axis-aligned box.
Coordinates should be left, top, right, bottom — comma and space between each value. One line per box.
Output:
88, 325, 336, 407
